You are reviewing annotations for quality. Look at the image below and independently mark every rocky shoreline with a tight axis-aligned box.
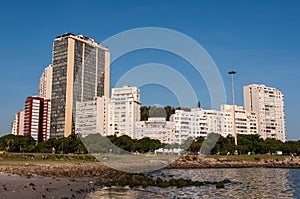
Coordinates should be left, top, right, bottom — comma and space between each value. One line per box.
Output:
0, 156, 299, 198
0, 162, 231, 198
1, 156, 299, 178
168, 156, 300, 169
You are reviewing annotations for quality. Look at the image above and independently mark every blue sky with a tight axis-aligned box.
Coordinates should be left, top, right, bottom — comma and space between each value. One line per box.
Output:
0, 0, 299, 140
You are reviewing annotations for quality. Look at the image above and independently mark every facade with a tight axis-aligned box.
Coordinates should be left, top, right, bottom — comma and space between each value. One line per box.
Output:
171, 108, 208, 145
135, 117, 175, 144
23, 96, 51, 142
98, 96, 110, 136
39, 64, 53, 99
220, 104, 258, 136
170, 105, 259, 144
108, 85, 141, 138
50, 33, 110, 138
244, 84, 286, 142
75, 96, 109, 137
11, 110, 25, 136
203, 109, 225, 136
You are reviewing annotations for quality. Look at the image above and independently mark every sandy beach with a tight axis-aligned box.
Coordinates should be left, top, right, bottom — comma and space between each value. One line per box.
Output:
0, 161, 112, 199
0, 172, 94, 199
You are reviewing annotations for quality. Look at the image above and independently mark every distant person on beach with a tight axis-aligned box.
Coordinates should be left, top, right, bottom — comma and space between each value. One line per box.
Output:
52, 147, 56, 155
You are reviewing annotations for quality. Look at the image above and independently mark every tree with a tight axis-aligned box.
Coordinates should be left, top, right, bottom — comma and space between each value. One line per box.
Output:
140, 106, 150, 121
181, 137, 194, 151
197, 101, 201, 108
0, 134, 36, 152
164, 106, 175, 121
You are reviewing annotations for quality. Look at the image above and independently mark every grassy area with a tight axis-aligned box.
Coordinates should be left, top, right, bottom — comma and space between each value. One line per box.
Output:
93, 154, 180, 163
0, 152, 180, 164
0, 153, 291, 166
205, 154, 288, 162
0, 153, 97, 165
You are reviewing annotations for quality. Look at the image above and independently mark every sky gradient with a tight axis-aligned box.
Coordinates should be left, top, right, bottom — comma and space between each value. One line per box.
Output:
0, 0, 299, 140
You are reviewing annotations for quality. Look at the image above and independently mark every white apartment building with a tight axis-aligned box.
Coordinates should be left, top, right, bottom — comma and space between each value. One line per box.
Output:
203, 109, 225, 136
170, 105, 259, 144
220, 104, 258, 136
75, 96, 109, 137
248, 112, 259, 135
244, 84, 286, 142
11, 110, 25, 136
39, 64, 52, 99
171, 108, 208, 145
135, 117, 175, 144
108, 85, 141, 138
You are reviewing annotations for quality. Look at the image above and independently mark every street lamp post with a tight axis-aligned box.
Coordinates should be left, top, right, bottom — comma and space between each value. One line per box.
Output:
228, 70, 237, 146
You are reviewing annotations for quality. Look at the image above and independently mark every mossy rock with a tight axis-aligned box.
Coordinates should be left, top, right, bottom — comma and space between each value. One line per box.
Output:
169, 178, 179, 186
216, 182, 225, 188
141, 180, 149, 187
176, 178, 189, 188
158, 181, 170, 188
155, 177, 163, 184
193, 181, 204, 186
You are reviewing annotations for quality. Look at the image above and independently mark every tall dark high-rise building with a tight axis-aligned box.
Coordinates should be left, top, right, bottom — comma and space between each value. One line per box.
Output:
50, 33, 110, 138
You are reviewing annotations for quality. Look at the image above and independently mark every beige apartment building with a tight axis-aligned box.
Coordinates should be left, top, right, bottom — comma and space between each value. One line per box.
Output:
11, 110, 25, 136
220, 104, 258, 137
50, 33, 110, 138
39, 64, 53, 99
244, 84, 286, 142
75, 96, 109, 137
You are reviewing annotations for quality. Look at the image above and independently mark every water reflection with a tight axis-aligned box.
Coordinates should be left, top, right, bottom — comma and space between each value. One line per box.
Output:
87, 187, 164, 199
88, 168, 299, 198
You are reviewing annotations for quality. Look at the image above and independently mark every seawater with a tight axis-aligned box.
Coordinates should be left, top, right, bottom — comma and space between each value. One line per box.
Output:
88, 168, 300, 199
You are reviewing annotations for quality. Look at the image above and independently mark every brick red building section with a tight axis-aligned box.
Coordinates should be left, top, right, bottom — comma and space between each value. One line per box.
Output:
23, 96, 50, 142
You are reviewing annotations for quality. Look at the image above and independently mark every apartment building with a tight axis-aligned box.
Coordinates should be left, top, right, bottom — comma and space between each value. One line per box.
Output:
39, 64, 53, 99
23, 96, 51, 142
11, 110, 25, 136
244, 84, 285, 142
171, 108, 208, 145
220, 104, 258, 136
108, 85, 140, 138
50, 33, 110, 138
135, 117, 175, 144
75, 96, 109, 137
169, 105, 259, 144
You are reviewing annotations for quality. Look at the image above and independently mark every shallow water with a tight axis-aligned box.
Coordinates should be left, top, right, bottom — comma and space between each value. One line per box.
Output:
88, 168, 300, 198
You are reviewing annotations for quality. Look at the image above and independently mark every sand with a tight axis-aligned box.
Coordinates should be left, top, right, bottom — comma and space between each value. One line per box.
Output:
0, 172, 94, 199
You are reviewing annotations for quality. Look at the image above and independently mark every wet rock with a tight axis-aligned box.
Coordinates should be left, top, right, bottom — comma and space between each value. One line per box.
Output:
216, 182, 225, 188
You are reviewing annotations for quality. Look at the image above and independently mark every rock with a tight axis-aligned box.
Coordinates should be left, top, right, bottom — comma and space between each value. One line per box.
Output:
155, 177, 163, 184
176, 178, 189, 188
216, 182, 225, 188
